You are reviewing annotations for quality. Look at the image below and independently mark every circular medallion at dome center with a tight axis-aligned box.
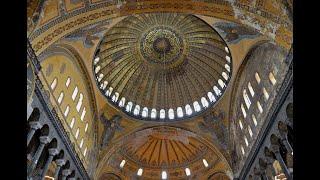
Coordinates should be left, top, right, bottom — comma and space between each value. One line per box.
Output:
94, 13, 233, 122
140, 27, 184, 67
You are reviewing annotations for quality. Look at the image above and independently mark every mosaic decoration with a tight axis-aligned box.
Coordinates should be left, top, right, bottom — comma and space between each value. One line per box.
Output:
199, 110, 228, 150
65, 22, 111, 48
94, 13, 233, 122
100, 114, 124, 149
214, 21, 260, 44
27, 59, 35, 104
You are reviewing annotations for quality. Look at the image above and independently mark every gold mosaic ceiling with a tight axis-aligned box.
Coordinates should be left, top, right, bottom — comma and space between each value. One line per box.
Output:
94, 13, 232, 122
101, 126, 230, 179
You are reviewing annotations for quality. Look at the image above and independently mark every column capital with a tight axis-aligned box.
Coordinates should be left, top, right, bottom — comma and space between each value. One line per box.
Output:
39, 136, 51, 144
48, 148, 59, 156
29, 121, 42, 130
270, 144, 280, 153
56, 159, 66, 166
62, 169, 71, 176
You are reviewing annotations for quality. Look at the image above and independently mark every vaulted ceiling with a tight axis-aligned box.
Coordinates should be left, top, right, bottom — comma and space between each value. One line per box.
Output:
28, 0, 292, 179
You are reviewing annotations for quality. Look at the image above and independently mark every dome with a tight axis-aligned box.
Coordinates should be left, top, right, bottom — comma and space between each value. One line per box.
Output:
104, 126, 229, 179
93, 13, 232, 122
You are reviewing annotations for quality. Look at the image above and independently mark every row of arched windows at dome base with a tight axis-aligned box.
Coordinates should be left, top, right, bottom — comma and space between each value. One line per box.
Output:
94, 54, 232, 121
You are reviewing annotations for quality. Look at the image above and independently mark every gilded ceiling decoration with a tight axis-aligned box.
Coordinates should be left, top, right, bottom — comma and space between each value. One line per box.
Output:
94, 13, 232, 122
99, 126, 231, 179
27, 58, 35, 105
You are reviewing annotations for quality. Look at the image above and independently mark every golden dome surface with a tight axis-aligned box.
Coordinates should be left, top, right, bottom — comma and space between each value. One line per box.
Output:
94, 13, 232, 121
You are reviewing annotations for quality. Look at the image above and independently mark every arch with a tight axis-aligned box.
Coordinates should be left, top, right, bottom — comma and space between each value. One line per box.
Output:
28, 108, 40, 122
208, 172, 230, 180
286, 102, 293, 119
38, 43, 98, 122
229, 41, 288, 168
48, 138, 58, 149
40, 124, 49, 136
54, 150, 65, 161
99, 173, 122, 180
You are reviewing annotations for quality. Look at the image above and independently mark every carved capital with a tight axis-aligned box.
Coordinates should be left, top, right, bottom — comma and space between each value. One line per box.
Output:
39, 136, 50, 144
62, 169, 71, 176
48, 148, 59, 156
55, 159, 66, 166
29, 121, 42, 130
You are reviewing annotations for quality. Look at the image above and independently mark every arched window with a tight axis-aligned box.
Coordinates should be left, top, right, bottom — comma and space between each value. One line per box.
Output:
65, 77, 71, 87
70, 117, 75, 129
248, 125, 253, 137
142, 107, 148, 117
98, 73, 104, 82
94, 57, 100, 65
218, 79, 226, 89
207, 92, 216, 102
225, 46, 229, 53
80, 138, 84, 148
159, 109, 165, 119
168, 109, 174, 119
241, 146, 245, 155
241, 103, 247, 118
76, 93, 83, 112
151, 108, 157, 119
102, 81, 108, 90
257, 101, 263, 113
262, 87, 269, 101
185, 168, 191, 176
75, 128, 80, 139
269, 72, 277, 85
225, 55, 231, 63
193, 101, 201, 112
80, 107, 86, 121
50, 78, 57, 90
177, 107, 183, 118
202, 159, 209, 167
213, 86, 221, 96
243, 89, 251, 109
119, 97, 126, 107
126, 102, 133, 112
222, 72, 229, 81
112, 92, 119, 102
72, 86, 79, 101
248, 82, 255, 97
133, 105, 140, 116
225, 64, 231, 72
64, 105, 70, 117
106, 87, 113, 97
255, 72, 261, 84
85, 123, 88, 132
201, 97, 209, 108
83, 147, 87, 156
162, 171, 167, 180
137, 168, 143, 176
57, 91, 64, 104
244, 136, 249, 146
185, 104, 192, 115
239, 119, 243, 130
95, 66, 101, 73
252, 114, 257, 126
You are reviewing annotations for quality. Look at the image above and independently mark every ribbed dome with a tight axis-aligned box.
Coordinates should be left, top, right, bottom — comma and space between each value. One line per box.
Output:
93, 13, 232, 121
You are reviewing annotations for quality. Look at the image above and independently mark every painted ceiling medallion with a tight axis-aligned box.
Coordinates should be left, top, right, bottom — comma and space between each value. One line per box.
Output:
94, 13, 232, 122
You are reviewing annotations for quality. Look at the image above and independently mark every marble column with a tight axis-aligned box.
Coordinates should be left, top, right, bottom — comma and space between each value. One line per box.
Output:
28, 136, 50, 177
281, 136, 293, 155
271, 145, 292, 180
40, 148, 59, 180
61, 169, 71, 180
27, 121, 42, 146
53, 159, 66, 179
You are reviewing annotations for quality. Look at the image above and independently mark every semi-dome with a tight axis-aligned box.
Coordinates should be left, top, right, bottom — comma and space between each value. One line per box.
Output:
93, 13, 232, 122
